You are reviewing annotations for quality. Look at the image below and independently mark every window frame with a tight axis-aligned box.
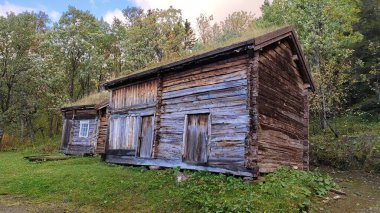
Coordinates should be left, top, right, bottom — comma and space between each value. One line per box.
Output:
79, 120, 90, 138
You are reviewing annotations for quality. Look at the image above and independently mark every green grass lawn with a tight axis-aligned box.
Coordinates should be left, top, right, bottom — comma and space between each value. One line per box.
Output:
0, 152, 333, 212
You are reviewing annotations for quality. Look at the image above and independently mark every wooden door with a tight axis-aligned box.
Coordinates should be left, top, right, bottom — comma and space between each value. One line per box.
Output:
183, 114, 209, 164
136, 116, 154, 158
61, 119, 72, 149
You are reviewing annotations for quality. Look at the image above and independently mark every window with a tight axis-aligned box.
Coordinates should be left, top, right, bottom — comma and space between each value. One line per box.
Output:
182, 114, 210, 164
79, 120, 90, 138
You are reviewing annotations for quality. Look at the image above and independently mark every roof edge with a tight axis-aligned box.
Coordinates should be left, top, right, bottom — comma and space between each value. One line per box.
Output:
61, 104, 97, 112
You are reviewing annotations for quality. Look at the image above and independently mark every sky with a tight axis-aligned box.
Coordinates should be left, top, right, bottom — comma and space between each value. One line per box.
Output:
0, 0, 268, 26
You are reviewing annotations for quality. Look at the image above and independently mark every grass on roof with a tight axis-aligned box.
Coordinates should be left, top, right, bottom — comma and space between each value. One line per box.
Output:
111, 25, 285, 81
63, 91, 109, 108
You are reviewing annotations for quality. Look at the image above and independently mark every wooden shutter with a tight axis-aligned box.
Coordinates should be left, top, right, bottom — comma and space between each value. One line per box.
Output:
183, 114, 209, 164
108, 116, 141, 150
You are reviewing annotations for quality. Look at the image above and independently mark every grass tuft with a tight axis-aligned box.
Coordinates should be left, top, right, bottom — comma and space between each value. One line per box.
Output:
62, 91, 109, 108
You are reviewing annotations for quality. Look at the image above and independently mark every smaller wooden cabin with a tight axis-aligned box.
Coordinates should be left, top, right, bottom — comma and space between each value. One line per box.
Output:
60, 92, 109, 155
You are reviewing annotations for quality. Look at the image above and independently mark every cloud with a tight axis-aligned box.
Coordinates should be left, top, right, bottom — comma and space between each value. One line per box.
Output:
132, 0, 268, 27
0, 1, 61, 22
0, 1, 34, 16
104, 9, 127, 24
48, 11, 61, 22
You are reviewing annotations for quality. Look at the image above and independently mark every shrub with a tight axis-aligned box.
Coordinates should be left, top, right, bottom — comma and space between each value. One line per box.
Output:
174, 168, 334, 212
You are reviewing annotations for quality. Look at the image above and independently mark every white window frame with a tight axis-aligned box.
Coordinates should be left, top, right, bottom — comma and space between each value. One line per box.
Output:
79, 120, 90, 138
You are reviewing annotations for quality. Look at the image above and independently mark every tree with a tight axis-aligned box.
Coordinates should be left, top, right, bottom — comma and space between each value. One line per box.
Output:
47, 6, 108, 100
109, 18, 128, 76
259, 0, 362, 130
183, 19, 197, 50
351, 0, 380, 106
221, 11, 254, 34
196, 14, 215, 44
121, 6, 187, 71
0, 11, 51, 141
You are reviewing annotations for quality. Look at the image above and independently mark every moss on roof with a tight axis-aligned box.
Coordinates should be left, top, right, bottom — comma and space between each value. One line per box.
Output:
62, 91, 109, 108
110, 25, 285, 81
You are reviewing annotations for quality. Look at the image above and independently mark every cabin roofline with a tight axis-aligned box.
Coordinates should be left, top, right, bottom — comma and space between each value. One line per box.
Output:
103, 26, 315, 91
61, 103, 108, 112
61, 104, 96, 112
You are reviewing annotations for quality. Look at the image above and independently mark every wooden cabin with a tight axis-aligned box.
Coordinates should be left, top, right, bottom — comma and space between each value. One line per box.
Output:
60, 92, 109, 156
102, 26, 314, 177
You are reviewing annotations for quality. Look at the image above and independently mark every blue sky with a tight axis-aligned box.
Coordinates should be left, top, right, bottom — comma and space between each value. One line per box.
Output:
0, 0, 267, 25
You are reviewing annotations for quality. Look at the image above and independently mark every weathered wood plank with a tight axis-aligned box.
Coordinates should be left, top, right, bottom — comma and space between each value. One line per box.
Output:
106, 155, 253, 177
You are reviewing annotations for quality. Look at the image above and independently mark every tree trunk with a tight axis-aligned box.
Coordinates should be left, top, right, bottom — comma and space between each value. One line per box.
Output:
48, 111, 54, 139
69, 68, 75, 100
27, 118, 35, 142
20, 119, 24, 142
0, 129, 3, 144
320, 85, 327, 129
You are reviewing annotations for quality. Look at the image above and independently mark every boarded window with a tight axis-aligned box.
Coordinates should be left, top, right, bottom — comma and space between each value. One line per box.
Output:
79, 120, 89, 138
108, 116, 141, 150
183, 114, 210, 164
136, 115, 154, 158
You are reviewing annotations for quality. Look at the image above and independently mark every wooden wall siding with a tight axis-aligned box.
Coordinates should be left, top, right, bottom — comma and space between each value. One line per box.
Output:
157, 55, 250, 170
257, 41, 307, 173
111, 78, 158, 109
96, 109, 108, 154
63, 144, 95, 155
108, 115, 141, 150
71, 119, 98, 145
302, 86, 309, 170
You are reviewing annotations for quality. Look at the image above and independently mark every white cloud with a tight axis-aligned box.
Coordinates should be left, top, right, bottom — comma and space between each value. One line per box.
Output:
49, 11, 61, 22
0, 1, 34, 16
104, 9, 127, 24
0, 1, 61, 22
132, 0, 268, 27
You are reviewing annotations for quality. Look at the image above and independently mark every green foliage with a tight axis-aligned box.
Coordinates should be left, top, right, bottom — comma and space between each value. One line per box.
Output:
175, 168, 333, 212
349, 0, 380, 106
0, 133, 61, 153
310, 114, 380, 171
0, 152, 334, 212
259, 0, 363, 124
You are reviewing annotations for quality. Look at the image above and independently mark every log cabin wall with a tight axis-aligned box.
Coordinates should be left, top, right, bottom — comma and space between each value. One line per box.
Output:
256, 40, 309, 173
111, 78, 158, 109
157, 55, 250, 171
96, 107, 108, 154
107, 78, 158, 154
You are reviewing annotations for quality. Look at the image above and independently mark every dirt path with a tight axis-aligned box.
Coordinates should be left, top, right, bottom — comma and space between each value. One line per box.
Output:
0, 196, 31, 213
0, 196, 62, 213
313, 168, 380, 213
